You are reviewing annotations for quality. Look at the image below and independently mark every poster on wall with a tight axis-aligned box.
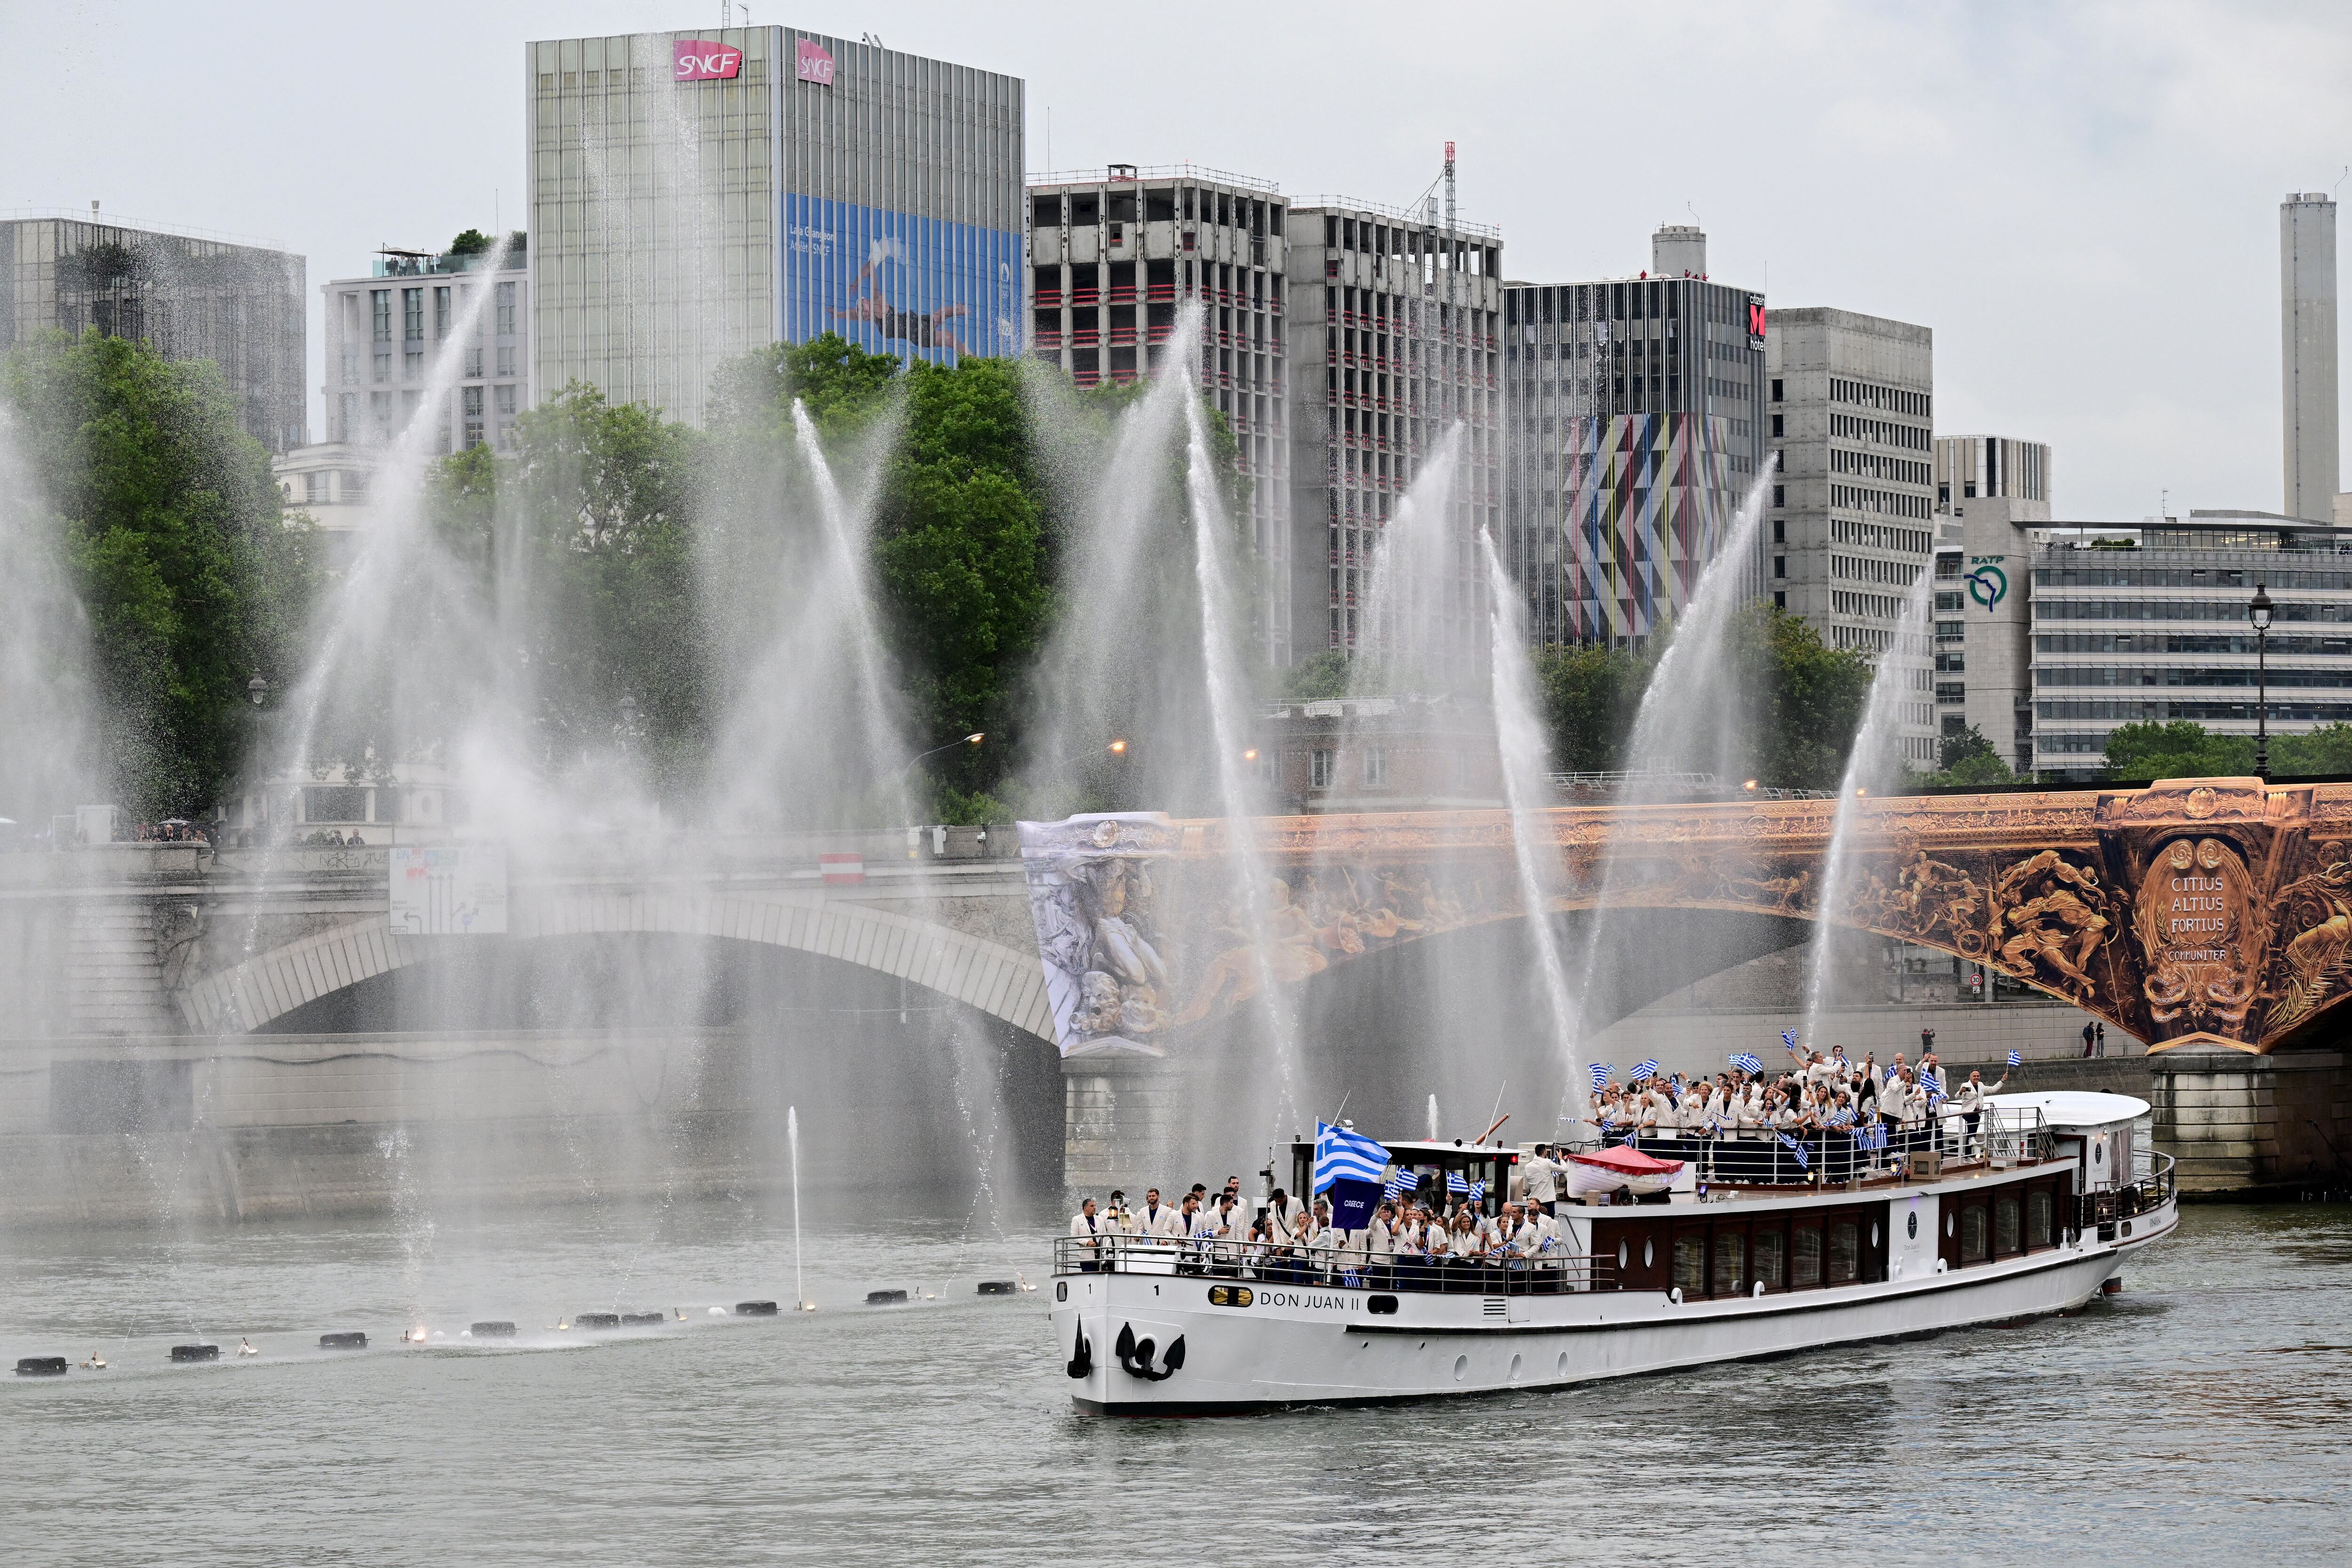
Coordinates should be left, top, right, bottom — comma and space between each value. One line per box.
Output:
389, 846, 509, 935
782, 194, 1020, 364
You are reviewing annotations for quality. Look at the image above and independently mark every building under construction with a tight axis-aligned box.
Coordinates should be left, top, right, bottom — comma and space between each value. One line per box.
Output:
0, 211, 307, 454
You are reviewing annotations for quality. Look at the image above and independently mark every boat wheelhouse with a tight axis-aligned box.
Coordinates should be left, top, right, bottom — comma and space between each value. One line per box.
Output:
1050, 1092, 2175, 1415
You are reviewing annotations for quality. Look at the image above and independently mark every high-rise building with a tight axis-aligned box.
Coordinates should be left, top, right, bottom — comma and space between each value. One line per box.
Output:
320, 241, 530, 454
529, 25, 1023, 427
1502, 224, 1767, 649
1767, 307, 1936, 766
2281, 192, 2338, 523
2028, 512, 2352, 779
1024, 165, 1290, 653
1285, 195, 1503, 669
0, 211, 305, 453
1930, 435, 2053, 771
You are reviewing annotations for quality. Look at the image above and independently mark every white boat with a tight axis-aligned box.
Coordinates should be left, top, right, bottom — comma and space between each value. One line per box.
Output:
1049, 1091, 2175, 1415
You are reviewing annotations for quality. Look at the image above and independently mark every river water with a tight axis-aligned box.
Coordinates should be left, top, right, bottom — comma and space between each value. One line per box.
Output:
5, 1200, 2346, 1565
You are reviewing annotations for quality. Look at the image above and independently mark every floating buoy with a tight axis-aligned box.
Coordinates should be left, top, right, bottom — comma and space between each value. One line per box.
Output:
977, 1280, 1017, 1296
707, 1305, 727, 1316
735, 1301, 779, 1317
865, 1289, 908, 1306
471, 1321, 516, 1338
15, 1357, 67, 1377
171, 1344, 220, 1363
319, 1332, 367, 1351
575, 1313, 621, 1330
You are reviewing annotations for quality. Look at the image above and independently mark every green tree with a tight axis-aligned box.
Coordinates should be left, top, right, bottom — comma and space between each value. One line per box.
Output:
2273, 722, 2352, 777
1926, 724, 2018, 788
1, 329, 316, 818
1535, 643, 1653, 772
2101, 719, 2253, 782
447, 228, 493, 256
1732, 604, 1875, 790
1275, 650, 1355, 702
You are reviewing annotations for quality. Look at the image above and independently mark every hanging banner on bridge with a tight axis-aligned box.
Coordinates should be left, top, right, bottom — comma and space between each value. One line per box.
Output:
389, 846, 509, 935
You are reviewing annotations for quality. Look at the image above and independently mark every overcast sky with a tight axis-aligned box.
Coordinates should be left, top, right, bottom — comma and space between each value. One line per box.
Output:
5, 0, 2348, 519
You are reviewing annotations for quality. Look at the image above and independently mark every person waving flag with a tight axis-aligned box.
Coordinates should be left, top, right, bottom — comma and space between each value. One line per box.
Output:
1630, 1059, 1660, 1083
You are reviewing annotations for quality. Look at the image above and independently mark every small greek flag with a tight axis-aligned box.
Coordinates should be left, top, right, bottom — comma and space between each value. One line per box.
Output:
1467, 1180, 1486, 1204
1731, 1052, 1763, 1074
1382, 1168, 1419, 1201
1828, 1107, 1854, 1128
1858, 1122, 1888, 1152
1780, 1029, 1799, 1052
1777, 1132, 1811, 1170
1630, 1059, 1660, 1082
1589, 1063, 1613, 1092
1313, 1121, 1391, 1194
2006, 1049, 2023, 1068
1921, 1068, 1945, 1104
1446, 1170, 1469, 1195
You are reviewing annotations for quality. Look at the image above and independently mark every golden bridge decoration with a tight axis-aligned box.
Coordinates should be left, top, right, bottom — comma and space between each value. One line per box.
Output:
1020, 778, 2352, 1059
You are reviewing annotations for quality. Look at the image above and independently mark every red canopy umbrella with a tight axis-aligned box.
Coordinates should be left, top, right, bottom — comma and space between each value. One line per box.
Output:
1569, 1144, 1684, 1177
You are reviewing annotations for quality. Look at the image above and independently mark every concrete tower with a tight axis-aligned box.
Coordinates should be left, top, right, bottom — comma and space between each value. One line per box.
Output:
2281, 191, 2338, 522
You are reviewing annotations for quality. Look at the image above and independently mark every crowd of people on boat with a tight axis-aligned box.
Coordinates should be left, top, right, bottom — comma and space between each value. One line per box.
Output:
1065, 1155, 1587, 1292
1588, 1046, 2008, 1181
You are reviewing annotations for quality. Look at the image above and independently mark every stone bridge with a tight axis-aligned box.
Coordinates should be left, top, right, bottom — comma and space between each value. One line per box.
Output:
6, 776, 2347, 1196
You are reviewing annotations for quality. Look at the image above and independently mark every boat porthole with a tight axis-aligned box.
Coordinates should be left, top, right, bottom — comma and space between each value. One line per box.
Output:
1056, 1281, 1067, 1303
1452, 1354, 1469, 1383
1509, 1353, 1523, 1381
1871, 1224, 1880, 1248
2122, 1221, 2134, 1238
1618, 1241, 1629, 1271
1556, 1352, 1569, 1378
1643, 1239, 1654, 1269
1907, 1212, 1917, 1241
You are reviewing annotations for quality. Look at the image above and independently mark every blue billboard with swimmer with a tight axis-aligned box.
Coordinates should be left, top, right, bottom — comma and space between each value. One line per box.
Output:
782, 194, 1021, 364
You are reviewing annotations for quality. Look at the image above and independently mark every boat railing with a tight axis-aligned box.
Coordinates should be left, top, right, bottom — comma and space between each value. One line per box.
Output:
1054, 1235, 1616, 1295
2082, 1151, 2176, 1233
1573, 1105, 2054, 1187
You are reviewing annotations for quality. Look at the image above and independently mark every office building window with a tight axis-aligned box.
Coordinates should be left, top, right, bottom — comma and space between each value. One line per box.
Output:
494, 384, 516, 415
434, 286, 451, 338
304, 471, 325, 503
496, 344, 515, 377
1364, 748, 1388, 787
1774, 556, 1787, 579
464, 345, 483, 378
1310, 748, 1333, 788
495, 281, 516, 336
404, 349, 422, 382
373, 350, 390, 384
403, 288, 423, 342
371, 290, 391, 342
340, 350, 359, 385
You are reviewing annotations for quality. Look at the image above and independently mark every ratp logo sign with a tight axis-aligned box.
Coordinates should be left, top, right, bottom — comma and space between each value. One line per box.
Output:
674, 39, 742, 81
1966, 560, 2008, 610
796, 39, 836, 84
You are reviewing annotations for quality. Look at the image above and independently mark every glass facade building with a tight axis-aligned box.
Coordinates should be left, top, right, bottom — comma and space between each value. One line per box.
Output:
1503, 228, 1767, 650
529, 25, 1022, 427
2030, 516, 2352, 777
0, 214, 305, 453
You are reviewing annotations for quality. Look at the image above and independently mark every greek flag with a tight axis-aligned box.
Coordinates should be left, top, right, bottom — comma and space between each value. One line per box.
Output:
1313, 1121, 1391, 1194
1777, 1131, 1811, 1170
2007, 1049, 2023, 1068
1731, 1052, 1763, 1074
1589, 1063, 1613, 1092
1467, 1180, 1486, 1204
1780, 1029, 1799, 1052
1630, 1059, 1660, 1083
1446, 1170, 1470, 1195
1858, 1122, 1888, 1152
1921, 1068, 1945, 1104
1382, 1168, 1419, 1202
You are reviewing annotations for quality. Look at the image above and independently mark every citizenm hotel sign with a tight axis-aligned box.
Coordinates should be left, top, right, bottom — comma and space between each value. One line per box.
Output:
673, 39, 742, 80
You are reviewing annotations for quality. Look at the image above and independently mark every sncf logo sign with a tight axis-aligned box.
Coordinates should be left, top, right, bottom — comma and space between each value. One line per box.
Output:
674, 39, 742, 81
1746, 295, 1768, 347
796, 39, 836, 85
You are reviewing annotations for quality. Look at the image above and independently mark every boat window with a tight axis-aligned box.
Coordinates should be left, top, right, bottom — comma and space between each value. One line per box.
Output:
1960, 1204, 1989, 1265
1710, 1233, 1745, 1297
1828, 1221, 1859, 1284
1753, 1231, 1785, 1291
1791, 1226, 1823, 1288
1994, 1195, 2022, 1256
1617, 1241, 1629, 1273
2027, 1190, 2053, 1249
1673, 1234, 1707, 1296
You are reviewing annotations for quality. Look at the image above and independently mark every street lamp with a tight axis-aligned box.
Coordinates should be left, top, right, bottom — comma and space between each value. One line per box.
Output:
2250, 582, 2273, 780
900, 732, 985, 778
247, 672, 269, 708
617, 694, 639, 729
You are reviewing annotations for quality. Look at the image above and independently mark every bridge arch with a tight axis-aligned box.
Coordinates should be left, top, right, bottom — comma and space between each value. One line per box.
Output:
178, 889, 1054, 1042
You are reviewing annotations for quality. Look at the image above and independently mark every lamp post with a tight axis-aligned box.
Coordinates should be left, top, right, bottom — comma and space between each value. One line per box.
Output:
2250, 583, 2273, 780
899, 732, 985, 779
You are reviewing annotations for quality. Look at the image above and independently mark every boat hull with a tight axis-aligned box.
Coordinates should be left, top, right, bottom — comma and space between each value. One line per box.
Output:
1053, 1199, 2175, 1416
